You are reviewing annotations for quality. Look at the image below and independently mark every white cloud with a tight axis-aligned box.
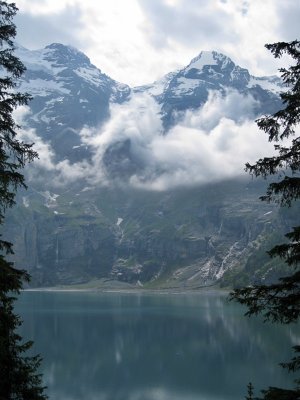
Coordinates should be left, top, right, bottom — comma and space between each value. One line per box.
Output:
178, 90, 259, 131
14, 107, 95, 186
15, 89, 284, 191
14, 0, 298, 86
133, 117, 271, 190
48, 90, 274, 191
14, 106, 56, 171
15, 0, 74, 15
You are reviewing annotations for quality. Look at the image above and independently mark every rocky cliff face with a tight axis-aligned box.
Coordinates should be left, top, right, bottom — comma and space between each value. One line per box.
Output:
6, 179, 295, 288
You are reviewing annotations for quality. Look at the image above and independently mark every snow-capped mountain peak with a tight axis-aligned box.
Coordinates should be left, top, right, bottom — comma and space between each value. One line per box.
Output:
43, 43, 96, 72
188, 50, 218, 70
134, 50, 282, 128
186, 50, 234, 72
15, 43, 283, 164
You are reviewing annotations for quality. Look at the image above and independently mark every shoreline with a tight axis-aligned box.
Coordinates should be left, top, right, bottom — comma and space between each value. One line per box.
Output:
22, 285, 229, 295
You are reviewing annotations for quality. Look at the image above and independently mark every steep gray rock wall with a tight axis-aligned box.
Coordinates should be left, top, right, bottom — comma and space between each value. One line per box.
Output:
5, 181, 293, 288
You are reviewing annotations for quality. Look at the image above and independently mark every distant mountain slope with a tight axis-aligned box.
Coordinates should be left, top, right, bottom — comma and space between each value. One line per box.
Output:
16, 43, 130, 162
4, 43, 291, 288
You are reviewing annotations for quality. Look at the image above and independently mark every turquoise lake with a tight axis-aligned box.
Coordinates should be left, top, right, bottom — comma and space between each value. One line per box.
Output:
16, 290, 299, 400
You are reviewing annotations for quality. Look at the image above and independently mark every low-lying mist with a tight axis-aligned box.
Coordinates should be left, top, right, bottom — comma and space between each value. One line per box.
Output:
16, 89, 278, 191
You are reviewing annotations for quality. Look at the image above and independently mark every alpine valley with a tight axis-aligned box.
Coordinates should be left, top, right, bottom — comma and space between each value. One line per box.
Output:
5, 43, 298, 289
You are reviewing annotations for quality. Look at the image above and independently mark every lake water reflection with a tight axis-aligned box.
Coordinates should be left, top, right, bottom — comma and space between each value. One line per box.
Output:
17, 291, 299, 400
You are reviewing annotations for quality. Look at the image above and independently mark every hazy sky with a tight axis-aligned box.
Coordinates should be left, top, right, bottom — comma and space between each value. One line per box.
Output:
14, 0, 299, 86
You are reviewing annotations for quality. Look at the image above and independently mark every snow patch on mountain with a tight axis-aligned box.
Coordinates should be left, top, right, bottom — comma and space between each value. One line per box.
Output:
16, 45, 66, 74
75, 66, 106, 87
172, 77, 203, 96
186, 51, 218, 71
22, 197, 30, 208
19, 78, 70, 97
133, 71, 178, 97
247, 76, 282, 93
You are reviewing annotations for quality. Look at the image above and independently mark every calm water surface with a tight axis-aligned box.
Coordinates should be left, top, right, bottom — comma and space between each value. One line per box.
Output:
16, 291, 299, 400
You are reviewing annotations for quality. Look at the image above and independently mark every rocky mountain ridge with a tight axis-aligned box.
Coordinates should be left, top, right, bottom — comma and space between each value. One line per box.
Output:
134, 50, 282, 128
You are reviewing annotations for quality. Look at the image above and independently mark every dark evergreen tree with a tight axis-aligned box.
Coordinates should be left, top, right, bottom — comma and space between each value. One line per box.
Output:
245, 382, 254, 400
0, 2, 47, 399
230, 40, 300, 399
